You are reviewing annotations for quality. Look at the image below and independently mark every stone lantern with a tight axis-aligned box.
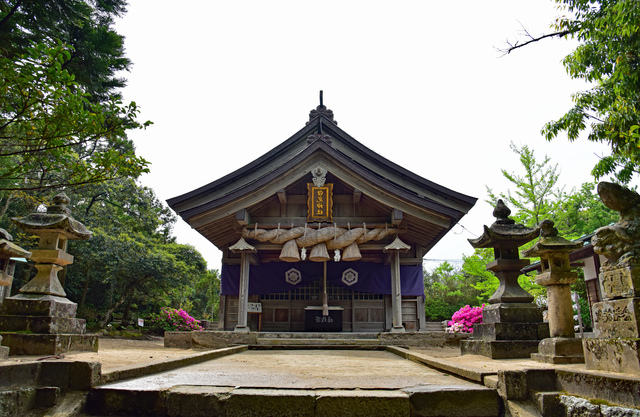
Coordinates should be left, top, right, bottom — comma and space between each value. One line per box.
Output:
0, 228, 32, 299
0, 193, 97, 355
0, 228, 31, 359
460, 200, 549, 359
522, 220, 584, 364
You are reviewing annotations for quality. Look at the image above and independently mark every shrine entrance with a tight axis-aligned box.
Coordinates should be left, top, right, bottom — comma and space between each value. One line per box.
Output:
222, 280, 386, 332
167, 97, 477, 334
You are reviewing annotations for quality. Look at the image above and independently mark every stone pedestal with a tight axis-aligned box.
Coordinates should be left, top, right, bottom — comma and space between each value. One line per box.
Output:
532, 337, 585, 364
0, 294, 97, 355
461, 302, 549, 359
583, 265, 640, 374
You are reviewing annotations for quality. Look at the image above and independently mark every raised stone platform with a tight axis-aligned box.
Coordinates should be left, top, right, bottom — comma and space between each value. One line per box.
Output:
164, 331, 470, 350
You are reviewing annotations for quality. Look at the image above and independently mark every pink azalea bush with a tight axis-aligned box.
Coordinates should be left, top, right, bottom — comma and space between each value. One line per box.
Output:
150, 307, 203, 333
447, 304, 484, 333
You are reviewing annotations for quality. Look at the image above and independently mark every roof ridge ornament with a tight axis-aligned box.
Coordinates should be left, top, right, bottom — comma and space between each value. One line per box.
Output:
307, 90, 338, 125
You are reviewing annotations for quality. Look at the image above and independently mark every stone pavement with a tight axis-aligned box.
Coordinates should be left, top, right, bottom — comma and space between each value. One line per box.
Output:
3, 337, 640, 416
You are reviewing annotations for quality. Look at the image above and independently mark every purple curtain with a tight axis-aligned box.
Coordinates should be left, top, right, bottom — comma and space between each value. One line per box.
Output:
221, 262, 424, 297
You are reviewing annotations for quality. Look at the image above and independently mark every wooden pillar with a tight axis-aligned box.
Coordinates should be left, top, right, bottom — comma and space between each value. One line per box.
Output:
384, 237, 410, 333
229, 238, 256, 333
235, 251, 251, 332
390, 251, 405, 332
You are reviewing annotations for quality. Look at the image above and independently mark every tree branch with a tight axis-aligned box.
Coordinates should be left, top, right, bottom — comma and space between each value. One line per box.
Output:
0, 0, 23, 29
498, 28, 575, 56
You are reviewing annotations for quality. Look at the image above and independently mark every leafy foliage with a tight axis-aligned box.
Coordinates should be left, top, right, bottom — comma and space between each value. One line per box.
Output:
0, 0, 130, 101
0, 0, 150, 204
540, 0, 640, 183
423, 262, 482, 321
0, 43, 150, 194
487, 142, 560, 228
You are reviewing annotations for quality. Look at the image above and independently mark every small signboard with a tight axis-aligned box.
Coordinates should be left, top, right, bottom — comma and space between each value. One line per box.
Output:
307, 183, 333, 223
137, 318, 144, 327
304, 307, 343, 332
248, 302, 262, 313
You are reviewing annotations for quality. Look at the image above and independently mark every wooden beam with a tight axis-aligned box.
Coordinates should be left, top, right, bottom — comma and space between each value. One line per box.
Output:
248, 217, 392, 228
235, 209, 251, 226
277, 190, 287, 217
391, 209, 403, 226
353, 189, 362, 215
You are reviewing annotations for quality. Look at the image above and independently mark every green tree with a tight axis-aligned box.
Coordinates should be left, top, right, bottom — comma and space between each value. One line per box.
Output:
505, 0, 640, 183
423, 262, 482, 321
554, 182, 619, 239
0, 43, 150, 198
194, 270, 221, 321
464, 249, 497, 303
0, 1, 150, 215
487, 142, 561, 228
0, 0, 130, 101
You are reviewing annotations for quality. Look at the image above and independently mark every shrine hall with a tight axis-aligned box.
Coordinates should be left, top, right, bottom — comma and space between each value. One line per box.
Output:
167, 96, 477, 333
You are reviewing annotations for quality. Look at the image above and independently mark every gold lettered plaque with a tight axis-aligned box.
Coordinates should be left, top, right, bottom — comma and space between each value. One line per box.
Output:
307, 183, 333, 223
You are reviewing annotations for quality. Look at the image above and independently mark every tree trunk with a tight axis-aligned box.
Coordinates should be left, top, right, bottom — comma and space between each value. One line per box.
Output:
120, 294, 134, 327
78, 275, 91, 315
0, 191, 16, 222
98, 282, 136, 328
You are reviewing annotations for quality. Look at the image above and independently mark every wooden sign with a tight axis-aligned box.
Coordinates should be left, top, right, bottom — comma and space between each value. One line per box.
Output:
307, 183, 333, 223
247, 302, 262, 313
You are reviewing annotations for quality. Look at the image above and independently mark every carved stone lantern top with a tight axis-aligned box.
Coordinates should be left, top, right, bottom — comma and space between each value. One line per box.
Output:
522, 220, 582, 282
0, 228, 32, 260
12, 193, 92, 241
522, 220, 583, 257
468, 200, 540, 260
0, 227, 31, 287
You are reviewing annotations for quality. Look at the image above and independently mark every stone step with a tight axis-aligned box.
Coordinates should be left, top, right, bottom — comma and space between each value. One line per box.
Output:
257, 332, 379, 339
85, 385, 500, 417
255, 338, 382, 347
423, 321, 447, 332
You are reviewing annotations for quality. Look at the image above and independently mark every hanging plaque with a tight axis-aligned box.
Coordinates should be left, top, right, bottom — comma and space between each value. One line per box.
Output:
307, 183, 333, 223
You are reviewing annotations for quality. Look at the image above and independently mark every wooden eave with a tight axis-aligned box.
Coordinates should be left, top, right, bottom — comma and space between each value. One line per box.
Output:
185, 141, 460, 229
168, 114, 476, 215
317, 120, 476, 213
167, 121, 317, 215
168, 112, 477, 252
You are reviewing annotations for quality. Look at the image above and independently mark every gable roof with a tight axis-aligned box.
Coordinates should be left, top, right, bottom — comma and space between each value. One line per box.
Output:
167, 104, 477, 254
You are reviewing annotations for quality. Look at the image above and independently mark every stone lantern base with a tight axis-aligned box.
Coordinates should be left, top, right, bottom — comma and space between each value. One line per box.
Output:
531, 337, 585, 364
461, 303, 549, 359
0, 294, 98, 355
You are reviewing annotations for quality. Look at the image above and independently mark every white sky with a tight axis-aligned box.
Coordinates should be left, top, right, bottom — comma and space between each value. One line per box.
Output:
114, 1, 618, 272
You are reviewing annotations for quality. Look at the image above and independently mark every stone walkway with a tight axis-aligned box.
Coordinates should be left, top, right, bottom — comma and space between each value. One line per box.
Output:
102, 349, 480, 390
